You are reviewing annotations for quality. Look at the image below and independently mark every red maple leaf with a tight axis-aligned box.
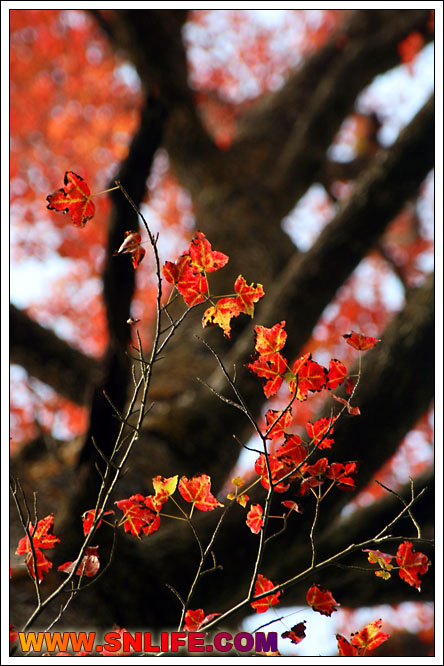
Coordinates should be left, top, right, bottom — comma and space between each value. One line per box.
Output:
306, 584, 339, 616
288, 354, 327, 400
115, 494, 158, 538
247, 352, 287, 398
25, 549, 53, 582
325, 359, 347, 390
276, 434, 307, 466
254, 454, 290, 493
282, 621, 306, 645
16, 514, 60, 554
246, 503, 263, 535
350, 618, 390, 653
234, 275, 265, 317
250, 574, 281, 613
202, 297, 241, 338
327, 461, 358, 491
188, 231, 229, 273
178, 474, 223, 511
253, 321, 287, 360
81, 509, 114, 536
58, 546, 100, 578
46, 171, 95, 228
163, 255, 208, 306
184, 609, 220, 632
264, 408, 293, 440
336, 634, 359, 656
306, 416, 337, 449
342, 331, 381, 351
396, 540, 430, 590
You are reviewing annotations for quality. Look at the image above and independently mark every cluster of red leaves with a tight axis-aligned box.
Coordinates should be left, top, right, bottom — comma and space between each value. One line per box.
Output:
337, 619, 390, 656
248, 420, 358, 533
115, 474, 222, 539
163, 231, 264, 337
364, 541, 430, 591
15, 514, 60, 582
248, 321, 348, 400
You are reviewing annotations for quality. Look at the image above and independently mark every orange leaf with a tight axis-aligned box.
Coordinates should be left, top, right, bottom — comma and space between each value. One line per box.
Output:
396, 540, 430, 590
25, 549, 53, 582
336, 634, 359, 656
184, 609, 220, 632
253, 321, 287, 360
178, 474, 223, 511
246, 504, 263, 535
254, 453, 290, 493
327, 461, 358, 491
276, 435, 307, 466
342, 330, 381, 351
264, 408, 293, 440
350, 619, 390, 653
81, 509, 114, 536
250, 574, 281, 613
188, 231, 229, 273
184, 608, 205, 632
202, 297, 241, 338
325, 359, 347, 390
306, 416, 337, 449
47, 171, 95, 228
234, 275, 265, 317
115, 494, 158, 538
16, 514, 60, 554
306, 584, 339, 616
248, 352, 287, 398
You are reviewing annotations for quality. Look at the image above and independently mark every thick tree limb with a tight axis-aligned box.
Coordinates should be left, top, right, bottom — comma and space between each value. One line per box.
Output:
10, 303, 101, 404
232, 10, 432, 200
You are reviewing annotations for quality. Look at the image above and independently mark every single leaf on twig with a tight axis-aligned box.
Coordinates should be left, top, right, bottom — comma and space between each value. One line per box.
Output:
47, 171, 95, 228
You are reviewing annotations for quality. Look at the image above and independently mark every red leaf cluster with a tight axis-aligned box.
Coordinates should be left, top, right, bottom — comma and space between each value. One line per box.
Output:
248, 321, 347, 400
163, 232, 264, 336
364, 541, 430, 590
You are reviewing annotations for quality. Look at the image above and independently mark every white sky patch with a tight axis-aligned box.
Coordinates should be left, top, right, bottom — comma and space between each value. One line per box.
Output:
10, 255, 80, 308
